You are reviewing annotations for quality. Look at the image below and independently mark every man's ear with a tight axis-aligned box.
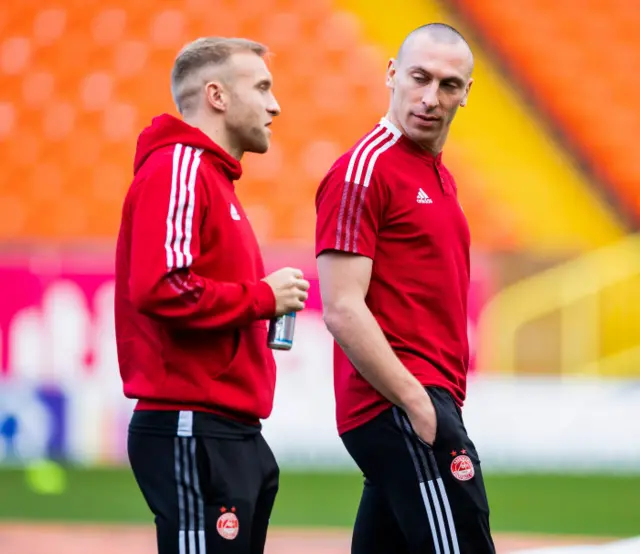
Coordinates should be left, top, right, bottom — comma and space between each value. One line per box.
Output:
386, 58, 397, 89
205, 81, 227, 112
460, 79, 473, 107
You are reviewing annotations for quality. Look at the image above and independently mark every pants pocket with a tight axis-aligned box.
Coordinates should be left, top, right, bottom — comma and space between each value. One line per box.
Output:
425, 386, 453, 448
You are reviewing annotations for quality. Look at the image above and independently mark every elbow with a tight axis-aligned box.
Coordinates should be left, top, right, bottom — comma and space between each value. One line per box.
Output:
322, 300, 358, 337
131, 287, 155, 315
130, 279, 160, 316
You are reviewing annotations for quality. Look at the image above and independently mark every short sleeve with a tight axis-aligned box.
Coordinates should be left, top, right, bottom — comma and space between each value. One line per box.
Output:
315, 157, 386, 259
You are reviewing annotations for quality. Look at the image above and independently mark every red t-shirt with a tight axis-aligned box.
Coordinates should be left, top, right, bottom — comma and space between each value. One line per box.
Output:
315, 117, 471, 435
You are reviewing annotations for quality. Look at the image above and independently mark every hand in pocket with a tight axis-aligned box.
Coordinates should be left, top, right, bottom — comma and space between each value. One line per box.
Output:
405, 391, 438, 446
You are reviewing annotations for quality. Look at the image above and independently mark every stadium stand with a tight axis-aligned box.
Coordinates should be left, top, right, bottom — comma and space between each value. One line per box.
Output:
0, 0, 626, 252
450, 0, 640, 222
0, 1, 394, 244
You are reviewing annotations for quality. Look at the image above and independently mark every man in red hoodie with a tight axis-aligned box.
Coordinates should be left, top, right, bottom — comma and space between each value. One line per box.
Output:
115, 37, 309, 554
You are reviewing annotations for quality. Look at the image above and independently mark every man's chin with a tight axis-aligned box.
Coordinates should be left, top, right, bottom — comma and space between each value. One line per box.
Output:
407, 126, 436, 141
246, 140, 270, 155
246, 147, 268, 155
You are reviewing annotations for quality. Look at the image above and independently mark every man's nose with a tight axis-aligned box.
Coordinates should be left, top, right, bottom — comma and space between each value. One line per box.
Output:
421, 82, 439, 110
268, 94, 281, 117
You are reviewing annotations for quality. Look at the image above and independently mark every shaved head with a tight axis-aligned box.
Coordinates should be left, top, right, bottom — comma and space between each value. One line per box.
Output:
384, 22, 475, 154
398, 23, 474, 76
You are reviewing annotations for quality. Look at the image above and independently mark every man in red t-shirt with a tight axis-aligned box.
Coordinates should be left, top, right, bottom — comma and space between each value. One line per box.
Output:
316, 24, 495, 553
116, 37, 309, 554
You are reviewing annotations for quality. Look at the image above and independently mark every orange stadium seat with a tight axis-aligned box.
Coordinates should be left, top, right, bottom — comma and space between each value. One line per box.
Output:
452, 0, 640, 220
1, 0, 511, 247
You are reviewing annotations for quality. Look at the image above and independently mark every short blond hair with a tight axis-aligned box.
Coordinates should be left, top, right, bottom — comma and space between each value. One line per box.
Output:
171, 37, 268, 114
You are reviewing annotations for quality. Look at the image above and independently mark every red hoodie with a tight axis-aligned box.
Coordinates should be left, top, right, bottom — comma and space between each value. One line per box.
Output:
114, 114, 277, 424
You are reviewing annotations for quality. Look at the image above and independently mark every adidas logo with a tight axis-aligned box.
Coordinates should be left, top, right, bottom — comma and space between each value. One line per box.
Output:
417, 188, 433, 204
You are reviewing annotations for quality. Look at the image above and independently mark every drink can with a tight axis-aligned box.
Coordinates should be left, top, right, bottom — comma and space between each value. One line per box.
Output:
267, 312, 296, 350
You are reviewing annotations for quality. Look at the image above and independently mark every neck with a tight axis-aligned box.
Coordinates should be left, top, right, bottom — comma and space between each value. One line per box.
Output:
183, 113, 244, 160
385, 110, 445, 156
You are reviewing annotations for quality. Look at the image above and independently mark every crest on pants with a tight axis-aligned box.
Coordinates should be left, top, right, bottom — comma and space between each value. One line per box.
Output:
450, 454, 475, 481
217, 507, 239, 540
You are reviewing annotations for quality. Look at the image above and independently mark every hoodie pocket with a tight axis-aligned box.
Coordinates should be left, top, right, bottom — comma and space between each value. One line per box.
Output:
220, 330, 242, 374
170, 327, 242, 380
220, 321, 272, 382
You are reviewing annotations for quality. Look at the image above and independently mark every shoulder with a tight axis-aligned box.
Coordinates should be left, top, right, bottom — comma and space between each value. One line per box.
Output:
321, 122, 402, 190
128, 144, 213, 212
137, 144, 206, 179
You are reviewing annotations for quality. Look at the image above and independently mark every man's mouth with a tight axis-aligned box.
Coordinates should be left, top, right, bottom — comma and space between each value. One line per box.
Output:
414, 114, 440, 123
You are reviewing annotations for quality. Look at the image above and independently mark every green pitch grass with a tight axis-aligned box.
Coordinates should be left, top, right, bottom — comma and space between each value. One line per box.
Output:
0, 468, 638, 537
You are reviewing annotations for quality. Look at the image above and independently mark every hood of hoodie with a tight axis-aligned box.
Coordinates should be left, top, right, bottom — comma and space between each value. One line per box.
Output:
133, 114, 242, 182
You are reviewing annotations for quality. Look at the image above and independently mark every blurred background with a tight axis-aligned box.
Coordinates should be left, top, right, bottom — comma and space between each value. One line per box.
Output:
1, 0, 639, 552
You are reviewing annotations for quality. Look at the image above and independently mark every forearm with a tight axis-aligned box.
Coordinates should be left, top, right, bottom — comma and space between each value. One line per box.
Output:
133, 269, 276, 330
324, 301, 426, 410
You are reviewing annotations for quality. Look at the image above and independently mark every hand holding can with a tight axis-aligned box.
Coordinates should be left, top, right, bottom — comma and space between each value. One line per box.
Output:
261, 267, 309, 350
